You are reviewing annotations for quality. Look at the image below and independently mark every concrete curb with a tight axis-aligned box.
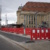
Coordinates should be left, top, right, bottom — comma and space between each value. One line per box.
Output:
0, 30, 30, 38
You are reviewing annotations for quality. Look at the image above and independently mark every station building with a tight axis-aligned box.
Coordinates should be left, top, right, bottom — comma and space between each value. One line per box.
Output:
17, 2, 50, 28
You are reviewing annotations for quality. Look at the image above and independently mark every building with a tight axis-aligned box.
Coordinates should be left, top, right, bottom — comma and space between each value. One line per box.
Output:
17, 2, 50, 28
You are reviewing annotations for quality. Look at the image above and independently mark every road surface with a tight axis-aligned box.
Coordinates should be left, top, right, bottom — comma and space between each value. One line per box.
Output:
0, 31, 30, 42
0, 34, 26, 50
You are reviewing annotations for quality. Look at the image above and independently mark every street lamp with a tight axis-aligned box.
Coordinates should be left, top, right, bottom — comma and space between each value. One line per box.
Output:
23, 15, 25, 35
35, 12, 38, 28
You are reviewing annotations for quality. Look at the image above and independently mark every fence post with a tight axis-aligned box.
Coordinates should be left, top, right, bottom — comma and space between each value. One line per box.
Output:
31, 29, 33, 40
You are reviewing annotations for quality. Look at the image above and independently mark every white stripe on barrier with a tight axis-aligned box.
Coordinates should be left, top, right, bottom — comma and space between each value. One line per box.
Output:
33, 38, 35, 40
37, 30, 40, 33
41, 30, 44, 33
46, 29, 48, 33
42, 37, 44, 39
46, 37, 48, 39
32, 30, 35, 33
37, 38, 40, 39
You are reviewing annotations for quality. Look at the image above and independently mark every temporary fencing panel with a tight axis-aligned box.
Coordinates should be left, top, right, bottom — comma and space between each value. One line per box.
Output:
32, 28, 50, 40
16, 28, 24, 34
14, 28, 18, 33
25, 28, 32, 35
0, 27, 50, 40
48, 29, 50, 39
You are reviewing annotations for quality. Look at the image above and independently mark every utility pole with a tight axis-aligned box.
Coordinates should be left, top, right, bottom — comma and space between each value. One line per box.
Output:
0, 5, 1, 28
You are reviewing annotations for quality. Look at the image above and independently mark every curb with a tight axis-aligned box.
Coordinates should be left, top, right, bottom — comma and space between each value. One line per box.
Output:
0, 30, 30, 38
8, 38, 29, 50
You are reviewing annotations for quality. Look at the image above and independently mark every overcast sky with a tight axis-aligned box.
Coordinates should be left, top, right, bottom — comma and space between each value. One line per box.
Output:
0, 0, 50, 25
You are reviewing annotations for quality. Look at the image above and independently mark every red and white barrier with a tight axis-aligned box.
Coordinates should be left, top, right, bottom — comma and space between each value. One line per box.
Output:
31, 28, 50, 40
0, 27, 50, 40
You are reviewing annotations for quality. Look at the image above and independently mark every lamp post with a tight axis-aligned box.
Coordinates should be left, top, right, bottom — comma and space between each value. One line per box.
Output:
35, 12, 38, 28
24, 15, 25, 35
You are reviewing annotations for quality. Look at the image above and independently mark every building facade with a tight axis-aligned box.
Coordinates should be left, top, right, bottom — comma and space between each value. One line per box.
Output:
17, 2, 50, 28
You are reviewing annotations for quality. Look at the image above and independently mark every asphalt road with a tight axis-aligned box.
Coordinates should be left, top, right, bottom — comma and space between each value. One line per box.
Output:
0, 35, 26, 50
0, 31, 30, 42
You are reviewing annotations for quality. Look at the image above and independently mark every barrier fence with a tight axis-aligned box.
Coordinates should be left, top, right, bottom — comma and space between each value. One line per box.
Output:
0, 27, 50, 40
1, 28, 32, 35
31, 28, 50, 40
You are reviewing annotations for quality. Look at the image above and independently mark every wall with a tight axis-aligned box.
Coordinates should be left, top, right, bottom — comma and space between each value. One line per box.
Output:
44, 12, 50, 28
17, 10, 50, 28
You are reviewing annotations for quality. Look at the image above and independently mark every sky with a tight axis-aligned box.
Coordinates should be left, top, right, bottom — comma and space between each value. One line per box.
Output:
0, 0, 50, 25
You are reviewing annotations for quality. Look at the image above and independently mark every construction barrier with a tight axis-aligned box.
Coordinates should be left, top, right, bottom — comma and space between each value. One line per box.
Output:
0, 27, 50, 40
31, 28, 50, 40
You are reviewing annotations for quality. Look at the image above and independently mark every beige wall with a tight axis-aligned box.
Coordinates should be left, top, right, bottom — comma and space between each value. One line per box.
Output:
48, 14, 50, 27
44, 13, 50, 28
17, 10, 50, 28
17, 11, 21, 24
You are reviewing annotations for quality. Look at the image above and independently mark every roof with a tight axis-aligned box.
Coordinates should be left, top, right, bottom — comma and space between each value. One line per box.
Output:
22, 2, 50, 12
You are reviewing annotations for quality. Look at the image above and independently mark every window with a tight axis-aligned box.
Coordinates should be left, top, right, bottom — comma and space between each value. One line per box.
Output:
24, 15, 26, 25
29, 15, 30, 24
31, 16, 33, 24
29, 21, 30, 24
34, 16, 35, 24
26, 15, 28, 24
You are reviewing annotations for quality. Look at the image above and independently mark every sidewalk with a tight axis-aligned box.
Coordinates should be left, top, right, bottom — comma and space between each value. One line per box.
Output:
0, 30, 50, 50
21, 40, 50, 50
